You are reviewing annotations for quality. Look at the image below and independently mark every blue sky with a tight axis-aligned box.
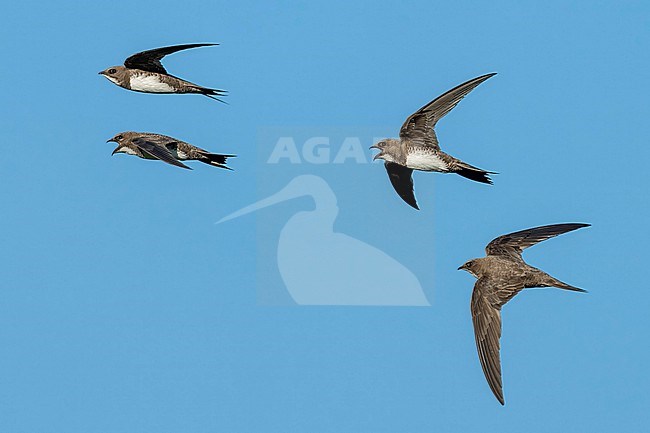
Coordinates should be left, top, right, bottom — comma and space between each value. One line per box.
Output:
0, 0, 648, 431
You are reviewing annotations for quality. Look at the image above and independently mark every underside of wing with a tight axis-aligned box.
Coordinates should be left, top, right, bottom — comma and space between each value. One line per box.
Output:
471, 279, 504, 405
124, 43, 217, 74
485, 223, 590, 258
132, 137, 192, 170
384, 162, 418, 209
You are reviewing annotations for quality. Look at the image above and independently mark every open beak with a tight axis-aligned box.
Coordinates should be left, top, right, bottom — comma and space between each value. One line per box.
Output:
369, 145, 382, 161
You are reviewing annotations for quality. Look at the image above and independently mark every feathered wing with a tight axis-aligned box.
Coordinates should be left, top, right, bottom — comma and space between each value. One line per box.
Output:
399, 73, 496, 148
384, 162, 418, 210
471, 278, 521, 406
131, 137, 191, 169
124, 43, 218, 74
485, 223, 591, 259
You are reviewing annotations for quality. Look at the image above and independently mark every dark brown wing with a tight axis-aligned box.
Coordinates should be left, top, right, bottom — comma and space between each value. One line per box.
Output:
485, 223, 590, 259
471, 278, 505, 405
399, 73, 496, 148
384, 162, 418, 210
132, 137, 192, 170
124, 43, 217, 74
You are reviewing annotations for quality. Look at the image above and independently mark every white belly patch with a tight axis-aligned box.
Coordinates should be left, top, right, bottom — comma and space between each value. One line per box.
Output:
129, 74, 175, 93
406, 151, 448, 172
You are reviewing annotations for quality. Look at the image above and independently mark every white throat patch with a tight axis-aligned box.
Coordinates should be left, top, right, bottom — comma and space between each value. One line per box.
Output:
119, 146, 138, 156
104, 75, 121, 85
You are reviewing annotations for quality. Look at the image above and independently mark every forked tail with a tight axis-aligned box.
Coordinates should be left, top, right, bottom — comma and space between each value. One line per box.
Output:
200, 87, 228, 104
453, 161, 496, 184
200, 152, 236, 170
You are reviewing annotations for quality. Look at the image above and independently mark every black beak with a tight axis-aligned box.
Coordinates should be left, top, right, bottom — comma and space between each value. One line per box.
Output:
98, 71, 105, 75
369, 145, 382, 161
457, 265, 465, 271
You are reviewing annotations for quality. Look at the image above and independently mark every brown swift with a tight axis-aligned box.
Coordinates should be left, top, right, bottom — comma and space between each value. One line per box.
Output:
458, 223, 590, 405
370, 73, 496, 209
99, 43, 226, 102
107, 131, 234, 170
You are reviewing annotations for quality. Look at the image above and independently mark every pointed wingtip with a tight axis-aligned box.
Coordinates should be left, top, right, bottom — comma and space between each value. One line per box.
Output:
493, 389, 505, 405
565, 222, 591, 231
476, 72, 497, 81
403, 198, 419, 210
190, 42, 219, 48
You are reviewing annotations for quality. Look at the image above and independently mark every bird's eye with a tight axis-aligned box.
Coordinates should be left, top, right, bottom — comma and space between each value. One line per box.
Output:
115, 135, 123, 140
108, 68, 117, 74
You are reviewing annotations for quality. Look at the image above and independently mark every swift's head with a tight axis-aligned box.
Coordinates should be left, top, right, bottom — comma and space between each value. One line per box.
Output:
106, 131, 136, 155
369, 139, 400, 163
458, 259, 485, 278
98, 66, 129, 86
